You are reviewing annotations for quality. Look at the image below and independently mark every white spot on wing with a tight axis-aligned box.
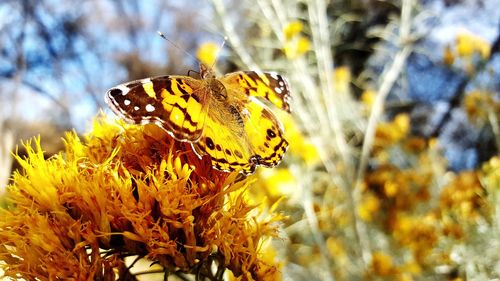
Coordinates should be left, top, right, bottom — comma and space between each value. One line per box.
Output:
140, 78, 152, 84
269, 72, 279, 80
124, 99, 131, 106
134, 106, 140, 111
274, 87, 282, 94
145, 104, 155, 112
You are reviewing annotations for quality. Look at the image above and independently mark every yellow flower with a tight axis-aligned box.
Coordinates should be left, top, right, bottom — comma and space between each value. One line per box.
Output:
358, 192, 380, 221
333, 67, 351, 94
384, 181, 399, 197
326, 237, 347, 260
395, 273, 414, 281
428, 137, 440, 149
456, 30, 491, 59
401, 261, 421, 276
364, 164, 433, 232
283, 21, 304, 41
0, 116, 282, 280
371, 251, 395, 276
361, 89, 376, 108
392, 214, 439, 264
441, 217, 464, 240
403, 137, 427, 153
284, 37, 310, 59
464, 90, 496, 123
374, 114, 410, 148
283, 20, 310, 59
393, 114, 410, 136
456, 32, 475, 57
482, 156, 499, 191
439, 171, 489, 221
443, 44, 455, 66
196, 41, 220, 66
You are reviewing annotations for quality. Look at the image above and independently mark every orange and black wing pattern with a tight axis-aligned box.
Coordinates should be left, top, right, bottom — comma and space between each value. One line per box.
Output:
106, 76, 209, 142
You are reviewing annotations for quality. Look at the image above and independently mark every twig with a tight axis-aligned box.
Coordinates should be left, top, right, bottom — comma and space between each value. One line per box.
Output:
354, 0, 415, 265
300, 171, 336, 281
308, 0, 352, 170
211, 0, 259, 70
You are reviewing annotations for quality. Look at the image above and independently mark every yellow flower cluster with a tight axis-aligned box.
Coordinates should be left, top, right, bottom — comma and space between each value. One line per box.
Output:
372, 114, 413, 163
0, 116, 282, 280
375, 114, 410, 147
464, 90, 499, 124
455, 30, 490, 59
362, 163, 432, 224
283, 21, 311, 59
357, 111, 497, 278
439, 171, 489, 221
482, 156, 499, 190
443, 29, 491, 74
392, 214, 440, 265
368, 251, 419, 281
370, 251, 397, 276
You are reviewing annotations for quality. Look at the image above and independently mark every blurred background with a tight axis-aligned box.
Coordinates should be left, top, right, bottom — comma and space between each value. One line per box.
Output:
0, 0, 499, 280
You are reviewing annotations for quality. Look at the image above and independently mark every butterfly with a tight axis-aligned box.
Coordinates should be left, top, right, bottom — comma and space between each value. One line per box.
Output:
105, 63, 291, 174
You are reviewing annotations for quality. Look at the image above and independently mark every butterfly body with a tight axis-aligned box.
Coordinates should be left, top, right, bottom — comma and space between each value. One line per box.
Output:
106, 64, 290, 174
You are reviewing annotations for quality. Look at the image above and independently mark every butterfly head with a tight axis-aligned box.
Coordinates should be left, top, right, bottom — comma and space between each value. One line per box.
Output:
200, 63, 216, 79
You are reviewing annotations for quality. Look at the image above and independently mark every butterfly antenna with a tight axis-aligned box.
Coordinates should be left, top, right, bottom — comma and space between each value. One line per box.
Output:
210, 36, 228, 69
157, 31, 202, 65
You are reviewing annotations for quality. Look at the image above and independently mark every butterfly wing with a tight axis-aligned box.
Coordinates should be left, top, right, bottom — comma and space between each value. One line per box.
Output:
105, 76, 208, 142
192, 106, 253, 173
221, 71, 292, 112
192, 88, 288, 174
241, 97, 288, 169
